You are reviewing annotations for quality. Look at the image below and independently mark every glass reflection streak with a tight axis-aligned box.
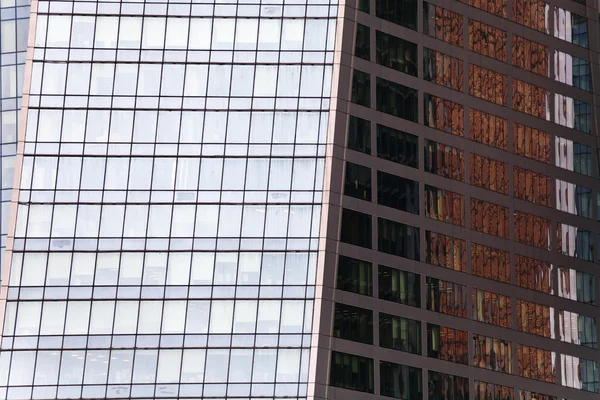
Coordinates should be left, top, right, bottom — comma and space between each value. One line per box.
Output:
0, 0, 337, 398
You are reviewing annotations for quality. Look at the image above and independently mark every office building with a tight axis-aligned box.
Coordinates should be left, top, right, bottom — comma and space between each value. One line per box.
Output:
0, 0, 599, 398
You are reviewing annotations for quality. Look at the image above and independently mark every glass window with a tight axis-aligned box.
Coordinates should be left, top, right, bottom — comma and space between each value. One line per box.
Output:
376, 31, 417, 76
344, 162, 372, 201
474, 381, 514, 400
571, 13, 588, 48
378, 217, 420, 260
376, 124, 418, 168
557, 223, 593, 261
378, 265, 420, 307
380, 361, 422, 400
376, 0, 417, 30
513, 79, 549, 119
470, 154, 509, 195
428, 324, 468, 365
340, 208, 372, 249
469, 20, 507, 62
518, 345, 556, 383
423, 3, 464, 46
428, 370, 469, 400
472, 243, 510, 284
426, 231, 466, 273
426, 277, 467, 318
424, 186, 465, 226
559, 311, 597, 348
556, 180, 592, 218
473, 289, 512, 328
519, 391, 557, 400
379, 313, 421, 354
513, 0, 548, 32
376, 78, 417, 122
330, 351, 374, 393
348, 115, 371, 154
574, 100, 591, 134
424, 139, 464, 182
470, 109, 508, 150
377, 170, 418, 214
513, 122, 551, 163
516, 255, 553, 294
423, 48, 464, 91
469, 64, 508, 106
358, 0, 370, 12
516, 299, 551, 338
471, 199, 510, 239
351, 69, 371, 107
473, 334, 512, 373
513, 35, 548, 76
355, 24, 370, 60
337, 255, 373, 296
424, 94, 464, 136
333, 303, 373, 344
573, 56, 591, 91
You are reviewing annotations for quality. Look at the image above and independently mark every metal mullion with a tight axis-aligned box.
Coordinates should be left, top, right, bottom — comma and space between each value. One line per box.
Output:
194, 3, 219, 397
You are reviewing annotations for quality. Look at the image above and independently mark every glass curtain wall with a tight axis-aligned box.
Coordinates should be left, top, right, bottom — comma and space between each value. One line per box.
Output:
0, 0, 337, 398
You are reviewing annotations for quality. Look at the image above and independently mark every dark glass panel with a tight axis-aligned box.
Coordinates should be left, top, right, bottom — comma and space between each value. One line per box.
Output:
377, 170, 419, 214
423, 48, 464, 91
330, 351, 374, 393
337, 255, 373, 296
380, 361, 423, 400
378, 265, 420, 307
428, 370, 469, 400
427, 324, 468, 365
340, 208, 372, 248
424, 139, 464, 182
376, 124, 418, 168
426, 277, 467, 318
378, 217, 420, 261
333, 303, 373, 344
379, 313, 421, 354
344, 161, 371, 201
351, 69, 371, 107
348, 115, 371, 155
376, 0, 417, 30
376, 30, 417, 76
376, 77, 417, 122
355, 23, 370, 60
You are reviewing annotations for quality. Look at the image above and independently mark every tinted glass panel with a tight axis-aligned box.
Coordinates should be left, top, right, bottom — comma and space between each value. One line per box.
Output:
377, 124, 418, 168
344, 162, 372, 201
428, 370, 469, 400
377, 170, 419, 214
337, 255, 373, 296
333, 303, 373, 344
377, 31, 417, 76
376, 77, 417, 122
355, 24, 370, 60
352, 69, 371, 107
379, 265, 420, 307
378, 217, 420, 260
380, 313, 421, 354
348, 115, 371, 155
428, 324, 468, 364
330, 351, 374, 393
380, 361, 423, 400
376, 0, 417, 30
340, 208, 372, 248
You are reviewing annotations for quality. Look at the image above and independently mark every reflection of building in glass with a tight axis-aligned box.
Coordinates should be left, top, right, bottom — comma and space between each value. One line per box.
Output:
0, 0, 600, 398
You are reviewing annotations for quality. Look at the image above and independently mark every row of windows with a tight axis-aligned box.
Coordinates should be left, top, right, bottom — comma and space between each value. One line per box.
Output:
330, 351, 466, 398
349, 108, 594, 180
338, 249, 596, 307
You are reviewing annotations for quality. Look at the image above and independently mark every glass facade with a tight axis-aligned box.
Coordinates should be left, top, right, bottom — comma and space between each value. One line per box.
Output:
0, 0, 336, 397
1, 0, 600, 398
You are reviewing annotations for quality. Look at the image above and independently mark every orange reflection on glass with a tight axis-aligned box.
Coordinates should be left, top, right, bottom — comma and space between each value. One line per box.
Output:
512, 35, 549, 76
517, 344, 556, 383
471, 243, 510, 283
473, 334, 512, 373
458, 0, 507, 17
470, 154, 509, 195
513, 166, 552, 207
512, 0, 548, 33
425, 185, 465, 226
424, 48, 464, 91
424, 139, 465, 182
427, 277, 468, 317
429, 324, 469, 364
433, 6, 464, 47
426, 231, 466, 272
424, 94, 464, 136
470, 198, 510, 239
513, 122, 551, 163
516, 254, 553, 294
469, 20, 507, 62
472, 289, 512, 328
468, 64, 508, 106
469, 109, 508, 150
514, 210, 551, 249
512, 79, 549, 119
516, 299, 552, 338
474, 381, 514, 400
